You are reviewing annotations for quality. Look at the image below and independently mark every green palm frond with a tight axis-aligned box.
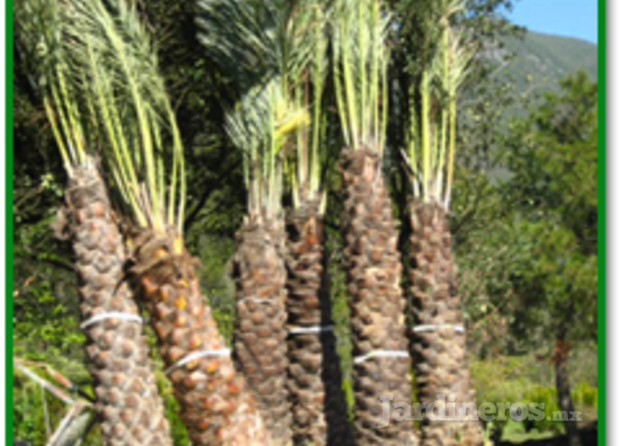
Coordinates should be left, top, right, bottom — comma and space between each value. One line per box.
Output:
332, 0, 391, 153
15, 0, 89, 176
226, 78, 309, 220
196, 0, 316, 92
199, 0, 325, 216
286, 0, 330, 211
25, 0, 187, 234
407, 0, 474, 209
79, 0, 185, 234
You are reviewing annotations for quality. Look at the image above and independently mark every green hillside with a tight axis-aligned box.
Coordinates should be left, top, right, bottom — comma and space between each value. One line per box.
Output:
486, 30, 597, 99
477, 31, 597, 182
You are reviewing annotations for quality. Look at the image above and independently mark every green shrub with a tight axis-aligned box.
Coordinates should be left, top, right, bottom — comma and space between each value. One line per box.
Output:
470, 355, 598, 438
522, 385, 564, 434
572, 380, 598, 407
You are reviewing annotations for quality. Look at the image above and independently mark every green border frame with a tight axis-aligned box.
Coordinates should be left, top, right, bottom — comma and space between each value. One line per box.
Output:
6, 0, 14, 443
597, 0, 605, 445
4, 1, 606, 444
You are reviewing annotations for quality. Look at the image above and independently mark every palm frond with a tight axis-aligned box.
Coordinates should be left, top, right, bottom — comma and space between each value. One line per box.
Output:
406, 0, 474, 209
59, 0, 186, 234
332, 0, 391, 153
226, 78, 308, 220
15, 0, 90, 175
287, 0, 330, 209
199, 0, 325, 214
196, 0, 315, 92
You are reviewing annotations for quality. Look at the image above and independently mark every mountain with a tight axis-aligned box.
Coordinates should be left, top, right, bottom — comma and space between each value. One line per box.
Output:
484, 30, 598, 101
477, 30, 597, 182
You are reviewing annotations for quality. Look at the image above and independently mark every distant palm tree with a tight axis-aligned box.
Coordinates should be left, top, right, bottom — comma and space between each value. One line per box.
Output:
404, 1, 483, 444
331, 0, 418, 444
14, 1, 173, 444
57, 0, 274, 444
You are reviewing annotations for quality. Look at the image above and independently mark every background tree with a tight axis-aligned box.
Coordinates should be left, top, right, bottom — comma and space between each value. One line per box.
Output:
500, 71, 598, 446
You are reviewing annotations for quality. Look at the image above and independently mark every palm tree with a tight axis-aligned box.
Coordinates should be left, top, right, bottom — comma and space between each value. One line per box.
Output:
281, 5, 352, 445
196, 2, 345, 443
331, 0, 417, 444
60, 1, 273, 444
225, 81, 297, 445
14, 1, 173, 444
404, 1, 483, 444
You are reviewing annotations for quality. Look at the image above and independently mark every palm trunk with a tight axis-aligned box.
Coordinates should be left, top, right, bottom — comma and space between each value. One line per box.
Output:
409, 201, 483, 446
285, 200, 352, 446
340, 148, 418, 446
59, 160, 172, 445
232, 216, 291, 445
555, 322, 581, 446
130, 228, 273, 446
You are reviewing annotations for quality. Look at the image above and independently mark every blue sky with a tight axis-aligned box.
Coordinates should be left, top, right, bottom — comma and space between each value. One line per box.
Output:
504, 0, 598, 44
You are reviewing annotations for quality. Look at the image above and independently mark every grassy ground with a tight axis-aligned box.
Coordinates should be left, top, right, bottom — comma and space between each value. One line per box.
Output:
499, 423, 597, 446
499, 409, 597, 445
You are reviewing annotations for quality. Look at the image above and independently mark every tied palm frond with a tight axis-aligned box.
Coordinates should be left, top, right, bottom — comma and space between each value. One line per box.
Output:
286, 0, 330, 212
200, 0, 321, 218
62, 0, 186, 234
16, 3, 177, 444
14, 0, 89, 177
332, 0, 391, 153
407, 0, 475, 209
226, 78, 309, 221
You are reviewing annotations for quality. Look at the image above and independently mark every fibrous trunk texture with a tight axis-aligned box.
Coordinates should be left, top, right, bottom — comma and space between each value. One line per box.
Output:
61, 161, 172, 446
340, 148, 418, 446
285, 200, 352, 446
409, 201, 483, 446
130, 229, 272, 446
231, 217, 292, 445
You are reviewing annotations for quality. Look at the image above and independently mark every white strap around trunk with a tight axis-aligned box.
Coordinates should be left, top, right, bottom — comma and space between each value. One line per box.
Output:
288, 325, 334, 335
80, 312, 142, 329
353, 350, 410, 364
412, 324, 465, 334
164, 349, 232, 375
236, 297, 276, 305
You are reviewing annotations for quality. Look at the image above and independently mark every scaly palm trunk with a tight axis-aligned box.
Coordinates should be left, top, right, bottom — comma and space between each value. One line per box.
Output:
231, 215, 292, 445
285, 198, 352, 446
409, 201, 483, 446
130, 228, 273, 446
59, 159, 172, 446
340, 148, 418, 446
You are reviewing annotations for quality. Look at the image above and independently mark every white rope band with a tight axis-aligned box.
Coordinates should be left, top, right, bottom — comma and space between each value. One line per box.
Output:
164, 349, 232, 375
288, 325, 334, 335
236, 298, 276, 305
353, 350, 410, 364
80, 312, 143, 329
412, 324, 465, 334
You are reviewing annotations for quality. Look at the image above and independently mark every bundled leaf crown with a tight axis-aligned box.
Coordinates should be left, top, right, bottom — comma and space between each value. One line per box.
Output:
17, 0, 187, 235
406, 0, 476, 209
